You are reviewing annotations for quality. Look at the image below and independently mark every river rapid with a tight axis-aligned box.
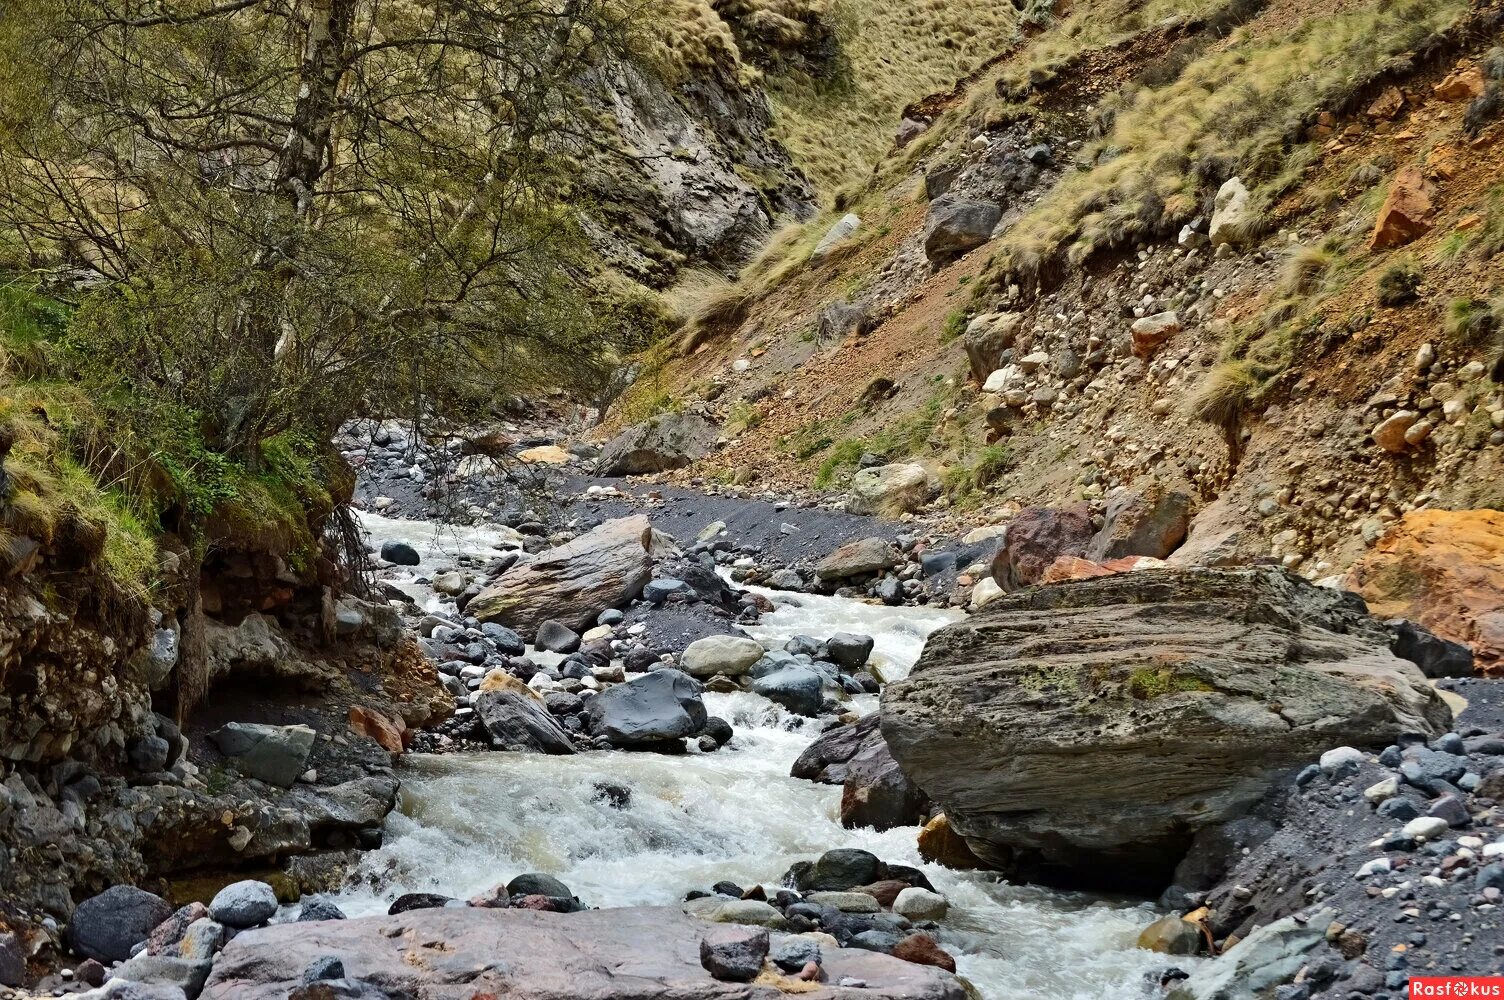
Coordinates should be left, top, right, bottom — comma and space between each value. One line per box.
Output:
342, 512, 1181, 1000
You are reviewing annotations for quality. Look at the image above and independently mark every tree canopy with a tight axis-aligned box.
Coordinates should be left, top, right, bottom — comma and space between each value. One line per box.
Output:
0, 0, 646, 464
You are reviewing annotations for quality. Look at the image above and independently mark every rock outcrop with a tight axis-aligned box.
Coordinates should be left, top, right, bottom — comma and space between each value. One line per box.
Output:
468, 516, 654, 633
1345, 508, 1504, 675
882, 568, 1451, 892
595, 414, 718, 477
202, 905, 966, 999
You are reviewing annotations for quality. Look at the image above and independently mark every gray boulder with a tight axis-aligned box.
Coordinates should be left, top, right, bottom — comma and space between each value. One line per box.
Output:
595, 414, 717, 477
792, 713, 881, 784
586, 669, 707, 747
699, 925, 769, 982
113, 953, 213, 1000
1168, 910, 1332, 1000
963, 313, 1022, 384
70, 885, 173, 962
882, 568, 1452, 892
752, 665, 825, 717
474, 675, 578, 754
468, 517, 654, 633
923, 196, 1002, 264
0, 930, 21, 988
841, 724, 929, 832
1086, 486, 1193, 562
209, 881, 279, 929
208, 723, 315, 789
826, 633, 875, 670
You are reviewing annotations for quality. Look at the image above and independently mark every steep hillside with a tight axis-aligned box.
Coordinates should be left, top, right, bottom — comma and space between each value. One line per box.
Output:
617, 0, 1504, 582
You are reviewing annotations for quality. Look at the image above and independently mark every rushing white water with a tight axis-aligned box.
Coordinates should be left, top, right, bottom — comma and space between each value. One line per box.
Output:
342, 510, 1182, 999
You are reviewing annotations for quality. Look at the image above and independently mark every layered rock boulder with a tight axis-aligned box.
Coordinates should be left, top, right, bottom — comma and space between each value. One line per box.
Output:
595, 413, 717, 477
469, 516, 653, 633
847, 464, 935, 517
882, 568, 1451, 892
473, 672, 577, 754
202, 905, 966, 999
1344, 508, 1503, 675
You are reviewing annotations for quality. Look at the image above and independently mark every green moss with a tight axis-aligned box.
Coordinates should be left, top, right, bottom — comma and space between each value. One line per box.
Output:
1019, 663, 1081, 693
1126, 666, 1214, 699
939, 307, 968, 344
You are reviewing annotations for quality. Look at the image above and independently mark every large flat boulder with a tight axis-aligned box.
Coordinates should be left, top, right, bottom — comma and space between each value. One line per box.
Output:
882, 567, 1451, 892
201, 905, 966, 999
468, 516, 654, 633
1344, 508, 1504, 675
596, 414, 717, 477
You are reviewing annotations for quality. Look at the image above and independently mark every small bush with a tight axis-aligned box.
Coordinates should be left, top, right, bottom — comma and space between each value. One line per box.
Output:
939, 307, 968, 343
1447, 298, 1500, 343
943, 443, 1014, 501
1376, 262, 1422, 307
1466, 83, 1503, 137
1282, 245, 1335, 296
1191, 361, 1259, 429
1484, 47, 1504, 81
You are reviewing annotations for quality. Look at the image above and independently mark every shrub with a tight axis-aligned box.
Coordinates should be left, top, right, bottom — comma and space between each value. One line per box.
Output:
1376, 263, 1422, 307
1447, 298, 1500, 344
1192, 361, 1259, 431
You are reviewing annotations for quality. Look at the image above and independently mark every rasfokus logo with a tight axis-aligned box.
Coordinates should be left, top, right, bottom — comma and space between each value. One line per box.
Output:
1410, 979, 1504, 998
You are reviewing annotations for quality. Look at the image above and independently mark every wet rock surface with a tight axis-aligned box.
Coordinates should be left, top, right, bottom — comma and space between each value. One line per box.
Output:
202, 906, 966, 1000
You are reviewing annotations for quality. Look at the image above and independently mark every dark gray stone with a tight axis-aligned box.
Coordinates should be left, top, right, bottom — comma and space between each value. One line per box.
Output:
534, 620, 580, 654
827, 633, 875, 670
752, 666, 824, 717
506, 874, 573, 899
585, 669, 707, 747
379, 541, 420, 566
70, 885, 173, 963
699, 925, 769, 982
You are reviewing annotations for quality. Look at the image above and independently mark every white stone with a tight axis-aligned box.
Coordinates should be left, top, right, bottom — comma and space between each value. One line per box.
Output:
1319, 746, 1365, 776
680, 635, 765, 678
1403, 817, 1450, 842
1363, 777, 1399, 804
1356, 857, 1391, 879
893, 887, 950, 922
970, 578, 1004, 611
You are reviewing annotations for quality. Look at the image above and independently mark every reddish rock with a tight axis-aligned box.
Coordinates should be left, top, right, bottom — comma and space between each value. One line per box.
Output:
852, 880, 912, 908
1345, 509, 1504, 674
348, 705, 405, 753
1130, 312, 1182, 358
1039, 556, 1115, 584
1434, 65, 1485, 101
1369, 166, 1435, 250
917, 814, 984, 871
991, 503, 1096, 591
468, 885, 513, 909
891, 933, 957, 973
147, 902, 209, 955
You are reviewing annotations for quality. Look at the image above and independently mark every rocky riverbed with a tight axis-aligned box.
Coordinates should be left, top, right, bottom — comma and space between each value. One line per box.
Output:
5, 417, 1504, 1000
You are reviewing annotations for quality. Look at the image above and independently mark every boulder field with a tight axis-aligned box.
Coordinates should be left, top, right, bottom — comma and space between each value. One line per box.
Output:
882, 566, 1452, 892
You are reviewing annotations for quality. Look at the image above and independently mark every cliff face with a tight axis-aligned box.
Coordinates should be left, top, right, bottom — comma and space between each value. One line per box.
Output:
585, 56, 817, 285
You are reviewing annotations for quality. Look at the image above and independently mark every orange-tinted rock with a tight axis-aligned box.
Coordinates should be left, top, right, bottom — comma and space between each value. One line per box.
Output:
1435, 66, 1485, 102
349, 705, 405, 753
1367, 86, 1405, 121
916, 813, 984, 870
1039, 556, 1115, 584
1344, 509, 1504, 674
1426, 144, 1462, 180
1370, 166, 1435, 250
891, 933, 956, 973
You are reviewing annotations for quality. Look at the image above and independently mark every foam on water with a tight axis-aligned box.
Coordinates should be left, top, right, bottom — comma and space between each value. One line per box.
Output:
339, 515, 1180, 998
